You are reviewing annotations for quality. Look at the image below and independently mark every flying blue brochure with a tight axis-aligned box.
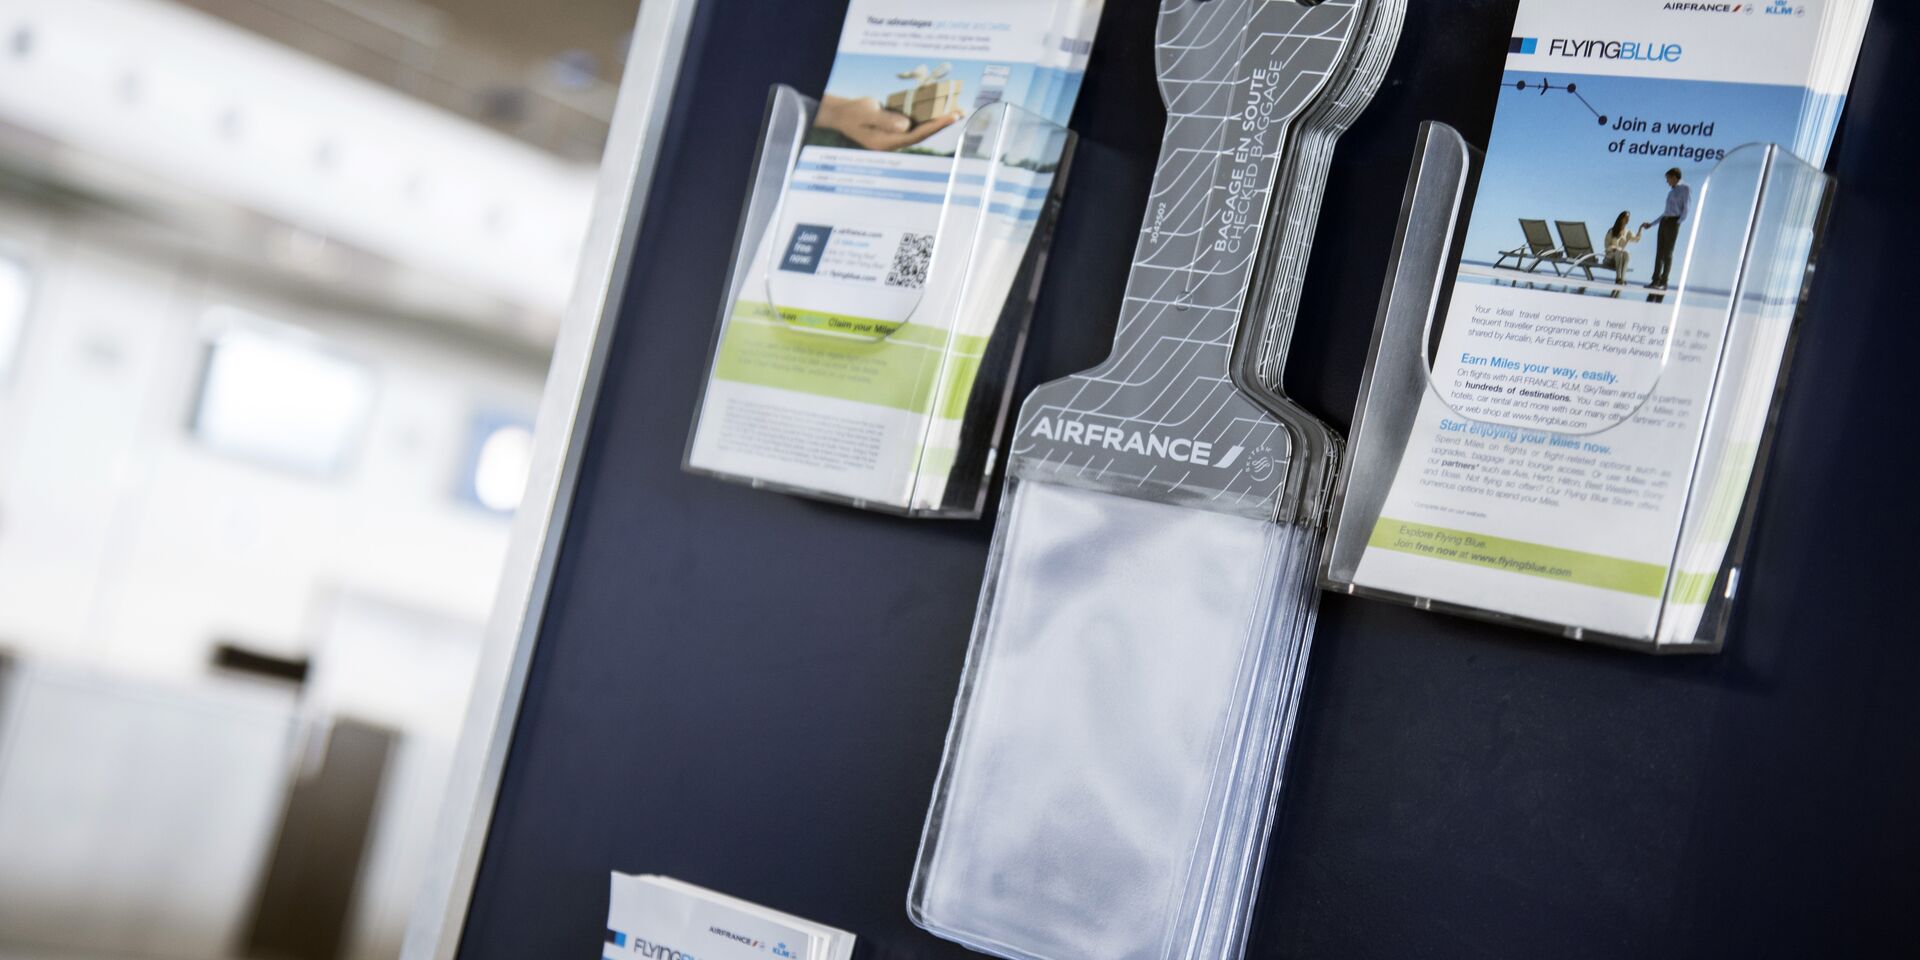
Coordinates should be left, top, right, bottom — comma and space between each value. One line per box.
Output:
1352, 0, 1870, 642
604, 874, 854, 960
688, 0, 1103, 512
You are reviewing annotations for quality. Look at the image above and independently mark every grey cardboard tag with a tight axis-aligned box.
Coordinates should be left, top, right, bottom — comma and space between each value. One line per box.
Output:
1008, 0, 1371, 522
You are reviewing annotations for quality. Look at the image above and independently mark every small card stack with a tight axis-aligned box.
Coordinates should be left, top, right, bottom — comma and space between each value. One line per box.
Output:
603, 874, 854, 960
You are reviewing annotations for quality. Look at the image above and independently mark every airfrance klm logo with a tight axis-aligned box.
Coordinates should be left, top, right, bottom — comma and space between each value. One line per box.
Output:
1028, 417, 1243, 470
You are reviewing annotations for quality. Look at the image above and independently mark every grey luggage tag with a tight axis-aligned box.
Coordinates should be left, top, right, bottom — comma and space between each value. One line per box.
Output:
1237, 0, 1406, 489
1009, 0, 1368, 523
909, 5, 1402, 960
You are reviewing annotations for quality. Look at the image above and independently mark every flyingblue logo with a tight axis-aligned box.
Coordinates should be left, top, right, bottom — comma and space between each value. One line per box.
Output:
1544, 38, 1684, 63
605, 931, 698, 960
1509, 37, 1539, 55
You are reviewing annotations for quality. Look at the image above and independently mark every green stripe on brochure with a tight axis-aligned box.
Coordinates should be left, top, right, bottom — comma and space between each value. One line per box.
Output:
1669, 571, 1719, 606
1668, 440, 1765, 607
736, 300, 987, 353
717, 301, 987, 416
1368, 518, 1669, 598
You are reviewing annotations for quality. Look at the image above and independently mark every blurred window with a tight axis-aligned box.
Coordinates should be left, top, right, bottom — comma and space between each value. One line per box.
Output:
0, 254, 28, 383
189, 312, 375, 476
460, 410, 535, 515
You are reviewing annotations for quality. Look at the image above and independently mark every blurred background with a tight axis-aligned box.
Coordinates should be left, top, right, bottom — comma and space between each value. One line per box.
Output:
0, 0, 639, 957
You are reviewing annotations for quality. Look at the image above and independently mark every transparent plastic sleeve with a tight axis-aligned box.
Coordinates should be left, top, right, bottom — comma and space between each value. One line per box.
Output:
910, 481, 1321, 960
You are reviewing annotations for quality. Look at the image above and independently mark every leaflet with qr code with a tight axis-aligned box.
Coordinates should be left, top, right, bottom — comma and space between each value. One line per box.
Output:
772, 224, 932, 294
688, 0, 1107, 510
886, 233, 934, 289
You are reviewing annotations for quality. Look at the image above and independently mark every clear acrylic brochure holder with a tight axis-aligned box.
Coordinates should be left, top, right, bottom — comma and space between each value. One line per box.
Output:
1322, 122, 1835, 652
684, 85, 1076, 518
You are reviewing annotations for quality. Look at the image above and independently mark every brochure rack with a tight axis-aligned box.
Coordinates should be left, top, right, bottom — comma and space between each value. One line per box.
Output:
436, 2, 1920, 958
1321, 122, 1836, 653
684, 84, 1076, 519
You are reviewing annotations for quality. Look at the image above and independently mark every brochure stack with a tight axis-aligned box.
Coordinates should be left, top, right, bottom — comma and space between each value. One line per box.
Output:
686, 1, 1105, 516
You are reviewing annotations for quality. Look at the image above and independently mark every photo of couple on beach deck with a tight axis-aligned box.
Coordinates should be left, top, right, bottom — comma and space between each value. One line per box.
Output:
1456, 71, 1813, 303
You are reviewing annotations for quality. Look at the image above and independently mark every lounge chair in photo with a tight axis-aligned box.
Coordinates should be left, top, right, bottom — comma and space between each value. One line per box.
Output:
1493, 218, 1566, 275
1553, 220, 1608, 283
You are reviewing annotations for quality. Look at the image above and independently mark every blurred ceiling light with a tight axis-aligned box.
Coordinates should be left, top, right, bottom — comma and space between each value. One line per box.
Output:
471, 422, 533, 513
0, 0, 595, 332
0, 255, 29, 383
190, 311, 376, 476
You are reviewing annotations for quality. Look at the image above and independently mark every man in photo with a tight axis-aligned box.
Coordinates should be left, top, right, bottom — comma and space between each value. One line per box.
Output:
1642, 167, 1691, 290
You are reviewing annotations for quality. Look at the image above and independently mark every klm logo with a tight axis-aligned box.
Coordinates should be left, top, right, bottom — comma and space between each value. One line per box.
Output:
1765, 0, 1808, 15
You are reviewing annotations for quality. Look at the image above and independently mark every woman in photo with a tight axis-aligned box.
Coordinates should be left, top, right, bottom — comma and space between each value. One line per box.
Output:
1605, 210, 1644, 285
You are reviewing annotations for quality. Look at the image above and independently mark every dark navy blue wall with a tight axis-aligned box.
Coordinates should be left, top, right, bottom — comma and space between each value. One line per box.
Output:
458, 2, 1919, 957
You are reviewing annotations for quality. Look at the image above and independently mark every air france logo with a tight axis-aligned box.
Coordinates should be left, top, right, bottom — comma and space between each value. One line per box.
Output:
1028, 417, 1243, 470
702, 926, 795, 957
1660, 3, 1754, 12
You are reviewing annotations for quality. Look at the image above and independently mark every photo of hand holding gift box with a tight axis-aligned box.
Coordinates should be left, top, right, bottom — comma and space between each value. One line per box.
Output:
886, 63, 965, 123
812, 58, 974, 154
815, 90, 961, 152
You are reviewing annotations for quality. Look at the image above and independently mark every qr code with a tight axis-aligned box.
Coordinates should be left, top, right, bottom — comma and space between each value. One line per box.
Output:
885, 232, 935, 289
